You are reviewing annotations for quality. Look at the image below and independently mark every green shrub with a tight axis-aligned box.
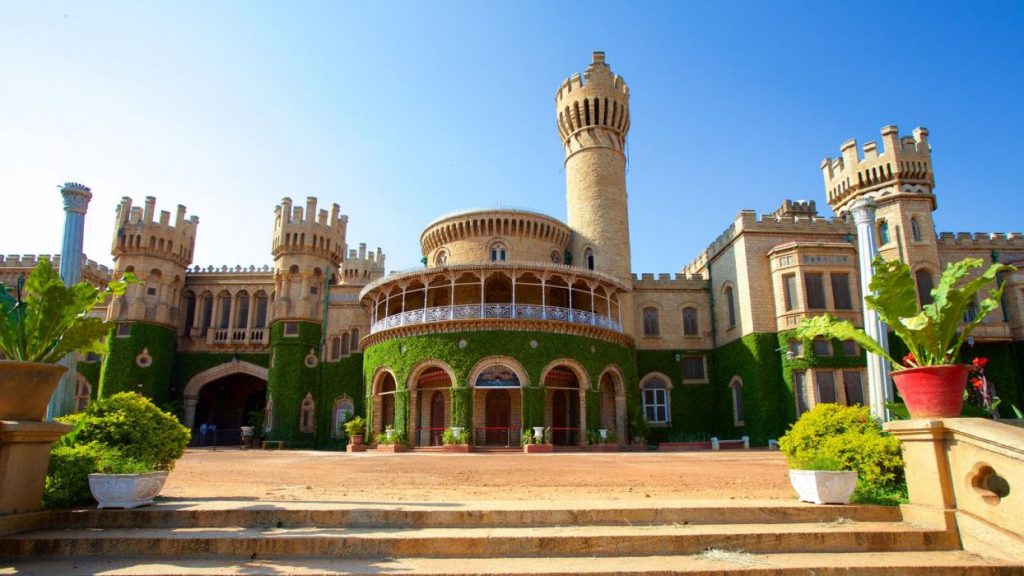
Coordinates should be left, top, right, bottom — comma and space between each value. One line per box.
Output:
344, 415, 366, 436
69, 392, 190, 471
441, 428, 469, 445
44, 443, 111, 509
779, 404, 905, 502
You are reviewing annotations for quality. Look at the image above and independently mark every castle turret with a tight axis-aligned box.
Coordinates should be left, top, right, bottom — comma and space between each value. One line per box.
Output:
340, 243, 386, 286
266, 196, 347, 444
100, 196, 198, 402
822, 126, 940, 276
271, 196, 347, 321
558, 51, 632, 282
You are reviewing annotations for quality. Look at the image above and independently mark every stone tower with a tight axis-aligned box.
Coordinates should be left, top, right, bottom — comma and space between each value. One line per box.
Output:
557, 51, 632, 282
266, 197, 346, 443
99, 196, 198, 402
822, 126, 940, 274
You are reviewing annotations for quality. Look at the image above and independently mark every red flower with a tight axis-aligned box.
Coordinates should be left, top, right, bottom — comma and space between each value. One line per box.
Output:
971, 377, 984, 390
903, 353, 917, 367
972, 357, 989, 369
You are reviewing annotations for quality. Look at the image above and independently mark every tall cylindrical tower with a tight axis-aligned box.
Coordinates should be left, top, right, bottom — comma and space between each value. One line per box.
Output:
557, 51, 632, 282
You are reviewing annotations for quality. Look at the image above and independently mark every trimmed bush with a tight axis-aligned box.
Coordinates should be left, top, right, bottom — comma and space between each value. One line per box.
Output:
65, 392, 190, 471
779, 404, 905, 504
43, 443, 150, 509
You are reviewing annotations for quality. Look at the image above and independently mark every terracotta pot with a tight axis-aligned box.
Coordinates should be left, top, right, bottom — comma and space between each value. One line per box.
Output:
350, 434, 364, 446
0, 361, 67, 420
891, 364, 970, 419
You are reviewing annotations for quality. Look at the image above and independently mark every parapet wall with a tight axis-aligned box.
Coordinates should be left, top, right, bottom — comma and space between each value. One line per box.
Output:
113, 196, 198, 268
0, 254, 113, 283
272, 196, 347, 266
631, 272, 707, 290
936, 231, 1024, 248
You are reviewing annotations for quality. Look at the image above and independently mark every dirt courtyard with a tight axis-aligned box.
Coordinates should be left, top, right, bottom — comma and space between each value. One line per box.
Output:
162, 448, 794, 503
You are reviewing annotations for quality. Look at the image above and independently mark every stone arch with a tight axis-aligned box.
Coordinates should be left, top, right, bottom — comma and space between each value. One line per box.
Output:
408, 359, 458, 390
639, 371, 673, 426
370, 365, 400, 395
539, 358, 590, 390
182, 360, 269, 428
468, 356, 530, 388
729, 376, 745, 426
407, 359, 457, 447
369, 366, 399, 436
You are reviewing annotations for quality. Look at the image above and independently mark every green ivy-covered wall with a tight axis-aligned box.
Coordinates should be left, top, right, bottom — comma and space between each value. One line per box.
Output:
98, 322, 177, 405
265, 321, 321, 446
77, 360, 101, 399
635, 349, 717, 443
316, 353, 366, 450
362, 330, 640, 440
710, 333, 788, 445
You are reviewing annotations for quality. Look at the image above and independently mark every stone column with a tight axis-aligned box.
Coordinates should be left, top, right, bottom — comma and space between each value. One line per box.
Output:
849, 197, 893, 421
48, 182, 92, 419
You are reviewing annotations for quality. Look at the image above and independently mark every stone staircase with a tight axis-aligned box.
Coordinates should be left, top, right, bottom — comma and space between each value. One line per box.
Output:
0, 500, 1020, 575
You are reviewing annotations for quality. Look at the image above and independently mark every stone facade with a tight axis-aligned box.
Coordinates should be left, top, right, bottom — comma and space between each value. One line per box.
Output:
9, 51, 1024, 448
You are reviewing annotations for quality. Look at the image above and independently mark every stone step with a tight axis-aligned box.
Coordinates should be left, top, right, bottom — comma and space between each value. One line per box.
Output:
39, 500, 902, 530
0, 521, 960, 558
4, 550, 1021, 575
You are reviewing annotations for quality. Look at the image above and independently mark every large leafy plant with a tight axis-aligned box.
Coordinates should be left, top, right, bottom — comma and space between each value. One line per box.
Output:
797, 257, 1014, 369
0, 258, 132, 363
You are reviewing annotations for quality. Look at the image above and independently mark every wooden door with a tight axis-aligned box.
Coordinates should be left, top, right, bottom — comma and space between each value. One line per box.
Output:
485, 390, 511, 446
429, 391, 444, 446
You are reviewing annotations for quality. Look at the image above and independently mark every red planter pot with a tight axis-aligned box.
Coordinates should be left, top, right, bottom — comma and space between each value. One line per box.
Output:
891, 364, 970, 419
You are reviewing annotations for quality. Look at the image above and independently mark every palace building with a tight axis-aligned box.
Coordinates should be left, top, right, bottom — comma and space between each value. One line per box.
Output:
5, 52, 1024, 448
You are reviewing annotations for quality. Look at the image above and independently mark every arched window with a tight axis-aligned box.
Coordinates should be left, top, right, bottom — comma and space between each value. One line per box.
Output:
551, 250, 561, 264
911, 217, 921, 241
235, 291, 250, 329
264, 395, 274, 432
878, 220, 891, 245
75, 377, 91, 413
641, 377, 670, 424
330, 337, 341, 361
725, 286, 737, 327
964, 299, 979, 322
916, 269, 935, 306
682, 307, 698, 336
584, 248, 595, 270
300, 392, 315, 433
332, 396, 355, 438
182, 291, 197, 336
350, 328, 360, 351
642, 307, 660, 336
341, 332, 351, 356
218, 292, 231, 329
490, 243, 507, 262
435, 250, 448, 266
730, 378, 744, 426
254, 292, 269, 328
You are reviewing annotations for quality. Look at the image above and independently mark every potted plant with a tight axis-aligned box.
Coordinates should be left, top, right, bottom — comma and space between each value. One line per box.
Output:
441, 427, 472, 453
796, 257, 1014, 419
522, 426, 553, 453
786, 453, 858, 505
87, 452, 170, 510
344, 415, 366, 453
375, 426, 408, 453
0, 258, 131, 420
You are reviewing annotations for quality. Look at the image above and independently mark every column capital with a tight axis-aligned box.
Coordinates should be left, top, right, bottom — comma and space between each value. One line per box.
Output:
849, 196, 877, 226
60, 182, 92, 214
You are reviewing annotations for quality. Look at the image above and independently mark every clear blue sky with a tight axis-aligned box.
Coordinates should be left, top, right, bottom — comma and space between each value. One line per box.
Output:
2, 1, 1022, 276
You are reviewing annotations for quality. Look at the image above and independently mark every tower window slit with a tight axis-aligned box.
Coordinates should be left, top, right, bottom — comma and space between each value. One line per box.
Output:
584, 98, 591, 126
603, 98, 609, 124
593, 99, 599, 126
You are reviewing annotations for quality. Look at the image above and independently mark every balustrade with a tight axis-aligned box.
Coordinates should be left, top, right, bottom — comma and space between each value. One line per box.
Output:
370, 303, 622, 334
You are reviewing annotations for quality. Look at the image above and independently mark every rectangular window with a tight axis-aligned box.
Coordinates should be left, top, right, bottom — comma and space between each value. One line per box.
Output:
682, 356, 707, 382
146, 287, 157, 296
812, 339, 832, 357
783, 274, 798, 311
831, 273, 853, 310
804, 273, 826, 309
116, 323, 131, 338
643, 388, 668, 423
255, 295, 269, 328
843, 371, 864, 406
788, 339, 804, 358
815, 370, 837, 404
793, 371, 809, 416
841, 340, 859, 357
283, 321, 299, 337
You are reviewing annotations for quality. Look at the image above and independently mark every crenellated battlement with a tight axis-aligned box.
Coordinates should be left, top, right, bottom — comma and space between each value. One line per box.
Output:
821, 125, 935, 214
112, 196, 198, 268
936, 231, 1024, 248
340, 243, 386, 285
682, 210, 853, 274
271, 196, 347, 266
187, 264, 275, 275
0, 254, 113, 284
631, 272, 708, 290
555, 51, 630, 152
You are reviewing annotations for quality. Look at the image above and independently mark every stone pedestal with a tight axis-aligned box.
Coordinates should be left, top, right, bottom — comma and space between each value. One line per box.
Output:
0, 420, 72, 515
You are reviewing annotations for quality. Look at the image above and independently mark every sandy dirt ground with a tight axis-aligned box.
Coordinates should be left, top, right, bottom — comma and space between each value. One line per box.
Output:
162, 448, 794, 503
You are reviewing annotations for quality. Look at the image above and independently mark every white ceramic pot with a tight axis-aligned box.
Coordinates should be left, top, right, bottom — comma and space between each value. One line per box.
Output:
788, 469, 857, 504
451, 426, 464, 437
598, 429, 608, 440
533, 427, 545, 440
88, 471, 169, 509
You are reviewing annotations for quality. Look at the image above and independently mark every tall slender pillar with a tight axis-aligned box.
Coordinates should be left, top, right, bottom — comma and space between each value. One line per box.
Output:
849, 197, 893, 421
47, 182, 92, 419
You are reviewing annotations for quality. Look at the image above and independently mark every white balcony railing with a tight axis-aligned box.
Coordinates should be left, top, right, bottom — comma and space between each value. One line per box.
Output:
370, 303, 622, 334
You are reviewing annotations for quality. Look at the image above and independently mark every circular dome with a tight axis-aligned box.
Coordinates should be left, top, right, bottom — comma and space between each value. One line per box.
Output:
420, 208, 572, 267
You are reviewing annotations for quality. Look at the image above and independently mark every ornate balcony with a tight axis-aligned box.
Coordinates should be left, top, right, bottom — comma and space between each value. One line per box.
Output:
371, 303, 622, 334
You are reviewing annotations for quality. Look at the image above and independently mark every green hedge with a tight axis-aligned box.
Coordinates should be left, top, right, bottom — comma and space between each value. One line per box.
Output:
362, 330, 639, 438
316, 353, 365, 449
77, 360, 101, 400
98, 322, 177, 405
710, 333, 788, 445
635, 349, 717, 442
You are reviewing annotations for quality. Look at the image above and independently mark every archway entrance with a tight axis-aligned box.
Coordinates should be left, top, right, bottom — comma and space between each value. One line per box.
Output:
376, 372, 397, 436
429, 391, 445, 446
193, 373, 266, 445
411, 366, 452, 447
545, 366, 582, 446
471, 363, 523, 447
598, 369, 626, 445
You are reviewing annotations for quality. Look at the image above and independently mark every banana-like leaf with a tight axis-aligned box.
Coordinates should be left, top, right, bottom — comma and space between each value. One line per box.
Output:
795, 314, 900, 367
